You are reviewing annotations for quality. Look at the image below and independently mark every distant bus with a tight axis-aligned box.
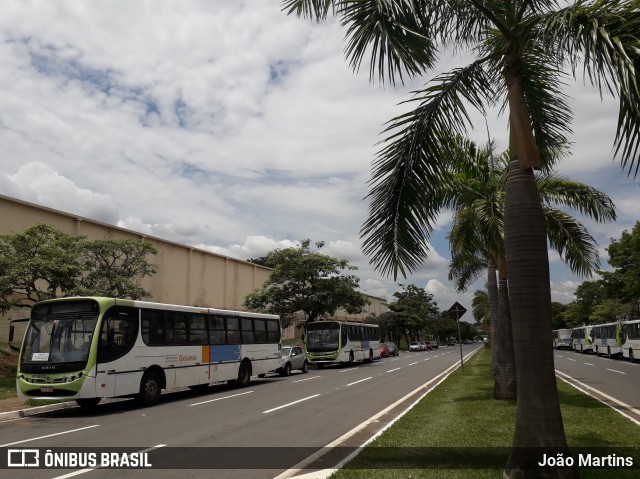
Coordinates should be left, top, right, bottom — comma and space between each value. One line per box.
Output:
11, 297, 281, 407
571, 326, 593, 353
552, 329, 573, 350
621, 319, 640, 362
305, 320, 380, 367
590, 321, 623, 357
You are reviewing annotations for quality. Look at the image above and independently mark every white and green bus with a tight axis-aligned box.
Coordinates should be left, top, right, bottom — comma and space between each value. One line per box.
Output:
11, 297, 281, 408
571, 326, 593, 353
621, 319, 640, 362
305, 320, 380, 368
552, 329, 573, 350
590, 321, 624, 357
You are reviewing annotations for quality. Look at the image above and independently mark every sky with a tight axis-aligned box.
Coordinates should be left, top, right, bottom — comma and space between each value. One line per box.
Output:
1, 1, 638, 319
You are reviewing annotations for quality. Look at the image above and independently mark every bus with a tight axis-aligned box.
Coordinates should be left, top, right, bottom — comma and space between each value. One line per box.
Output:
571, 326, 593, 353
10, 297, 281, 408
621, 319, 640, 362
305, 320, 380, 367
552, 329, 573, 350
590, 321, 623, 357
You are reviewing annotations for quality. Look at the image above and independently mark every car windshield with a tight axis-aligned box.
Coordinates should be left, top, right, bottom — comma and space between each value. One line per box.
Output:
281, 346, 291, 357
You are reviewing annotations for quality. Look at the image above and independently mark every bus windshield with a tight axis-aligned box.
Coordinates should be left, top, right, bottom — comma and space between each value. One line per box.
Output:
21, 300, 100, 368
306, 322, 340, 353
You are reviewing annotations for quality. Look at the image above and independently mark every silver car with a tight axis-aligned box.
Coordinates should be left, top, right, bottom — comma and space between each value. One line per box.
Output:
278, 346, 309, 376
409, 341, 422, 352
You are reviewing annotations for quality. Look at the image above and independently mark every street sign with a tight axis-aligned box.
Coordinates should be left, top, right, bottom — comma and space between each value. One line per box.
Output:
448, 302, 467, 371
448, 301, 467, 319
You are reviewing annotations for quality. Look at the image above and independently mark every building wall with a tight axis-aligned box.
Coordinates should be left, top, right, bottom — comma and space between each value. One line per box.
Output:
1, 194, 387, 341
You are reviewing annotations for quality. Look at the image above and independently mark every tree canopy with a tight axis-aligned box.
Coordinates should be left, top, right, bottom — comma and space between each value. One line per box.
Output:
0, 223, 158, 312
243, 239, 369, 327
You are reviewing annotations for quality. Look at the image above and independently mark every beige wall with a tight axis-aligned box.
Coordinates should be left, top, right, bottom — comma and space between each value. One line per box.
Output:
1, 194, 387, 340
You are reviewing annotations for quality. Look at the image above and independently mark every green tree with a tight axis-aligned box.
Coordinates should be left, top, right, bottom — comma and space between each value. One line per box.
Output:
0, 223, 158, 312
243, 239, 369, 328
284, 1, 640, 475
70, 239, 158, 299
600, 221, 640, 317
387, 284, 440, 346
471, 289, 490, 329
0, 223, 83, 311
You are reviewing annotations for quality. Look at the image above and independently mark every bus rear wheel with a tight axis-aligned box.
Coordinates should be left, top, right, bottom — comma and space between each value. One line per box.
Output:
76, 398, 101, 409
236, 361, 251, 387
630, 349, 635, 363
137, 371, 161, 407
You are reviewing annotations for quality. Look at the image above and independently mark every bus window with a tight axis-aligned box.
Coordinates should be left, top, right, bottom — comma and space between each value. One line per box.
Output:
226, 317, 241, 344
209, 315, 226, 344
266, 319, 280, 343
142, 309, 165, 346
188, 314, 207, 345
98, 307, 139, 363
254, 319, 267, 343
241, 318, 255, 344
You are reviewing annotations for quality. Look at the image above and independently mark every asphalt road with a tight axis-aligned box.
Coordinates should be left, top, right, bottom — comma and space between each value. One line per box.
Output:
0, 344, 481, 479
553, 348, 640, 423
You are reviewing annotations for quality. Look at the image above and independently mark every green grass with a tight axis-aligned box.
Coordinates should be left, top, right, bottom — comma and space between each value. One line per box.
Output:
331, 348, 640, 479
0, 345, 18, 400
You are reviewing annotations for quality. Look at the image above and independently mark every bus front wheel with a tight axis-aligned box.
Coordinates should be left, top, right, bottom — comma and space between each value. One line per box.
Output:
76, 398, 101, 409
137, 371, 162, 407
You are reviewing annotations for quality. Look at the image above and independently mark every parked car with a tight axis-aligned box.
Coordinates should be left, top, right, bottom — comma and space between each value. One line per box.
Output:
409, 341, 422, 352
379, 343, 390, 358
277, 346, 309, 376
429, 341, 439, 350
424, 342, 433, 350
386, 341, 399, 356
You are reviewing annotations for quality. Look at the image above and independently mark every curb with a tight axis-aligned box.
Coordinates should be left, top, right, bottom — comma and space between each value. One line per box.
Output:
0, 400, 76, 421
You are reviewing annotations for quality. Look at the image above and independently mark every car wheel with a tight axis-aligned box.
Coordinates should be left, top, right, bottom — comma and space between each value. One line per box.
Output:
137, 371, 162, 407
280, 362, 291, 377
302, 361, 309, 373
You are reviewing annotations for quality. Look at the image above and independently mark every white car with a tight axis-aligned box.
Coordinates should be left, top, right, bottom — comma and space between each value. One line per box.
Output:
409, 341, 422, 352
277, 346, 309, 376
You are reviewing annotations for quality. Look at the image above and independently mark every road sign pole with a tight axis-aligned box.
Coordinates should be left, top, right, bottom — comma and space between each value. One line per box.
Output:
456, 310, 464, 371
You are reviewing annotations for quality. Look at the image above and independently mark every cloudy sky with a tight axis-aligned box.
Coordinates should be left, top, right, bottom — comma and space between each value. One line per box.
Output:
1, 1, 638, 318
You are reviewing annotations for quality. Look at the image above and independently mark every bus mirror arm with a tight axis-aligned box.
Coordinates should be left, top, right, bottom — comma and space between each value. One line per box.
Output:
8, 318, 30, 352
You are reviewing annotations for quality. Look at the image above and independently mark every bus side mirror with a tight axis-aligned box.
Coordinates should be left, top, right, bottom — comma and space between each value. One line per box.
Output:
9, 324, 14, 343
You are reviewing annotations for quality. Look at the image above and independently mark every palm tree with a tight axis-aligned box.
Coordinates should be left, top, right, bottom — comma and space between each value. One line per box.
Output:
446, 138, 616, 400
471, 288, 491, 330
283, 1, 640, 476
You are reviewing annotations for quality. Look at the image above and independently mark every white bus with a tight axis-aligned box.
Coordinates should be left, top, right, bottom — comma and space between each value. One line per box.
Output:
590, 321, 624, 357
11, 297, 281, 407
571, 326, 593, 353
621, 319, 640, 362
305, 320, 380, 368
552, 329, 573, 350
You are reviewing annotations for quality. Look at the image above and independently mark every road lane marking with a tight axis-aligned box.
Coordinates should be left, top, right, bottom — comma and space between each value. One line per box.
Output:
584, 363, 595, 366
262, 394, 321, 414
386, 368, 401, 373
292, 376, 320, 383
346, 377, 372, 387
606, 368, 626, 375
408, 362, 418, 366
50, 444, 166, 479
189, 390, 254, 406
0, 425, 100, 447
566, 358, 576, 362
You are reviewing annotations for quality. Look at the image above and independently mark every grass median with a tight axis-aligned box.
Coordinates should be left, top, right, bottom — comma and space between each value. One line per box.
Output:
331, 347, 639, 479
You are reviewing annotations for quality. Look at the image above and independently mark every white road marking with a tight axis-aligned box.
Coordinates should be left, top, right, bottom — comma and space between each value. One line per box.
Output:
346, 377, 372, 387
189, 390, 254, 406
386, 368, 401, 373
584, 363, 595, 366
606, 368, 626, 375
292, 376, 320, 383
0, 425, 101, 447
263, 394, 321, 414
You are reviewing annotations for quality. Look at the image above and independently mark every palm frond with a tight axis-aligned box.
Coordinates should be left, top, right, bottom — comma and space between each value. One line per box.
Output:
537, 174, 617, 222
537, 1, 640, 176
360, 61, 495, 278
280, 0, 335, 21
543, 206, 600, 277
448, 249, 488, 292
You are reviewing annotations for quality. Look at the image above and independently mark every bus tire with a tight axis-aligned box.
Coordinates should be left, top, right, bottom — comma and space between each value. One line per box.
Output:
629, 349, 635, 362
348, 351, 354, 366
316, 363, 324, 369
236, 360, 251, 387
302, 361, 309, 373
137, 371, 162, 407
76, 398, 101, 409
607, 346, 611, 358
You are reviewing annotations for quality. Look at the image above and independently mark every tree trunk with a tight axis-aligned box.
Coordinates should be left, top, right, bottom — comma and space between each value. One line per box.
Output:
487, 258, 500, 378
495, 255, 516, 400
504, 157, 577, 478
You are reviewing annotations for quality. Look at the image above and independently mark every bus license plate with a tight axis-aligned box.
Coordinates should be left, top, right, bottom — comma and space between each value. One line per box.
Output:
40, 387, 54, 393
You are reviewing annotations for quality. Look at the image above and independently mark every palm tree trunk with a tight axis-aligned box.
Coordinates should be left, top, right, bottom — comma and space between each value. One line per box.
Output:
504, 158, 577, 478
487, 258, 499, 378
495, 255, 517, 400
